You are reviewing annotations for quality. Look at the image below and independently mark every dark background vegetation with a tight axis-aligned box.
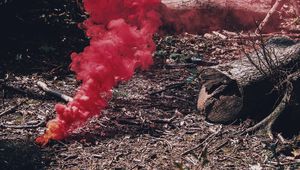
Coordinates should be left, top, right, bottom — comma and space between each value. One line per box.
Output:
0, 0, 87, 74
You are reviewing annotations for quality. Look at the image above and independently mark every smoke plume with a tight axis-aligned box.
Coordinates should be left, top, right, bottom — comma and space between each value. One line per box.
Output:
36, 0, 161, 145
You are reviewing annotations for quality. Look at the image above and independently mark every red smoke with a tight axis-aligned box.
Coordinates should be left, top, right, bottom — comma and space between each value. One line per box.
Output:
36, 0, 161, 145
36, 0, 284, 145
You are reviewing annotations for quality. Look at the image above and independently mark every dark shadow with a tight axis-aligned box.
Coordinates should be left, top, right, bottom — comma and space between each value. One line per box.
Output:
0, 138, 51, 170
241, 79, 279, 121
0, 0, 87, 75
273, 80, 300, 138
241, 79, 300, 138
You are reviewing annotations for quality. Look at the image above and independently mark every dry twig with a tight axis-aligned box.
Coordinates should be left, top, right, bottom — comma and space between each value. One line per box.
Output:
149, 82, 186, 96
182, 125, 222, 156
0, 99, 27, 118
150, 114, 178, 124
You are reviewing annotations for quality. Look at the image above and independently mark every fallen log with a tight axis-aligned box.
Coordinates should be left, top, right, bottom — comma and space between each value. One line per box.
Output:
161, 0, 280, 33
197, 37, 300, 123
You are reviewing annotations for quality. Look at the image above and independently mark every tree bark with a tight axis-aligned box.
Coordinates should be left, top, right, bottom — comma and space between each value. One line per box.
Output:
197, 37, 300, 123
161, 0, 280, 33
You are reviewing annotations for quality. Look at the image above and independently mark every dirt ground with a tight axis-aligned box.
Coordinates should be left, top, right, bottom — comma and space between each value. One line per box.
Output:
1, 1, 300, 170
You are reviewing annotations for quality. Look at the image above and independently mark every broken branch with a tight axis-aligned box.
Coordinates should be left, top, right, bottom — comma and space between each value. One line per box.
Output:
0, 120, 45, 129
37, 81, 73, 102
256, 0, 287, 34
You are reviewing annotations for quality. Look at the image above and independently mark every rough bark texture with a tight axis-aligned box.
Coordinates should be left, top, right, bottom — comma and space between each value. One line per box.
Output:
197, 37, 300, 123
161, 0, 280, 33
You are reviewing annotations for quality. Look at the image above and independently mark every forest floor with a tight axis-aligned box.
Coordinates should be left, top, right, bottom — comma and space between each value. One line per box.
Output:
1, 1, 300, 169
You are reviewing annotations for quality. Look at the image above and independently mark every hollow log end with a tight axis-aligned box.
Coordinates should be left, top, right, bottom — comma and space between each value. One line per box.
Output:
197, 67, 243, 123
205, 95, 243, 123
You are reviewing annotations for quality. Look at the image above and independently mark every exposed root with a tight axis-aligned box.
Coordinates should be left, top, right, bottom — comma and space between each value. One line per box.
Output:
245, 81, 293, 139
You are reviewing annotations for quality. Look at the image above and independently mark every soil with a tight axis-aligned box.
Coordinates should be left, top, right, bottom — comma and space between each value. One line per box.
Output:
1, 1, 300, 169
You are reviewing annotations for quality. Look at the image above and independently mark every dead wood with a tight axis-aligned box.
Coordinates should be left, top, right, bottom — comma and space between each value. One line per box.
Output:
256, 0, 287, 34
197, 37, 300, 123
0, 120, 45, 129
161, 0, 279, 33
37, 81, 73, 102
3, 84, 47, 99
